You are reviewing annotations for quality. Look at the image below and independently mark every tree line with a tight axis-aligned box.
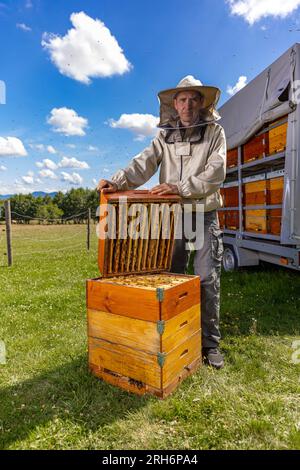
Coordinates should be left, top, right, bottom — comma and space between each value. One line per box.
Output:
0, 188, 99, 223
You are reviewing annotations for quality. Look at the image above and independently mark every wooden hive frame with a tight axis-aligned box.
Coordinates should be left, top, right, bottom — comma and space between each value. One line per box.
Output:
98, 190, 181, 277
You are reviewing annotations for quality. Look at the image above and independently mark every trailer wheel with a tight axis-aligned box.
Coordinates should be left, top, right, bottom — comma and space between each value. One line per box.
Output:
223, 246, 238, 272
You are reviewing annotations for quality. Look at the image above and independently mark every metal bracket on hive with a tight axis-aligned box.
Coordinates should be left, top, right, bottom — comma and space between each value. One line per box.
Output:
156, 287, 165, 302
157, 352, 166, 368
156, 320, 165, 336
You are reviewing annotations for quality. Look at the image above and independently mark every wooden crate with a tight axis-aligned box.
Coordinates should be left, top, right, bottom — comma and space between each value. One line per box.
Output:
243, 132, 269, 163
268, 209, 282, 236
218, 210, 225, 229
244, 179, 267, 206
223, 186, 239, 207
227, 148, 238, 168
244, 209, 267, 233
269, 117, 288, 155
226, 210, 239, 230
88, 190, 202, 398
267, 176, 284, 205
87, 274, 201, 398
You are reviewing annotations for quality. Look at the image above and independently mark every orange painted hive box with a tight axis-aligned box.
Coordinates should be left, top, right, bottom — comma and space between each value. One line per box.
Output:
243, 131, 269, 163
226, 148, 238, 168
87, 190, 202, 398
268, 116, 288, 155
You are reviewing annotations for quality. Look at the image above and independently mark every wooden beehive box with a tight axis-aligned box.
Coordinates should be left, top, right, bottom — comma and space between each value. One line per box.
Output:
223, 185, 239, 207
243, 175, 267, 206
218, 209, 225, 229
244, 209, 267, 233
226, 210, 239, 230
268, 209, 282, 235
267, 171, 284, 205
227, 148, 238, 168
87, 190, 202, 398
243, 131, 269, 163
268, 116, 288, 155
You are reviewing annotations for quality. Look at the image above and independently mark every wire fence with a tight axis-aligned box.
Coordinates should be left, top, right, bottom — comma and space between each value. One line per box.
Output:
0, 208, 98, 265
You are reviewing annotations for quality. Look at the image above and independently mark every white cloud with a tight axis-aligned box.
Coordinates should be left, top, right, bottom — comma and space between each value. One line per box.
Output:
29, 143, 44, 151
61, 171, 83, 185
30, 143, 57, 154
42, 11, 132, 84
103, 168, 110, 173
92, 178, 98, 186
66, 144, 76, 149
58, 156, 89, 169
226, 0, 300, 24
36, 159, 58, 170
16, 23, 32, 32
47, 107, 88, 136
39, 169, 57, 179
88, 145, 98, 151
0, 137, 27, 157
0, 165, 7, 171
109, 113, 159, 141
47, 145, 56, 154
22, 174, 34, 185
227, 76, 248, 96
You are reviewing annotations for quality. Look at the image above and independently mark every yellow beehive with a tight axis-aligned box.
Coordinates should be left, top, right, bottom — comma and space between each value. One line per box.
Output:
269, 118, 288, 155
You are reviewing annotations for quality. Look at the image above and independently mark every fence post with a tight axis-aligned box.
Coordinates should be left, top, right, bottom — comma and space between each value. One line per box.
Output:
87, 208, 91, 250
4, 200, 12, 266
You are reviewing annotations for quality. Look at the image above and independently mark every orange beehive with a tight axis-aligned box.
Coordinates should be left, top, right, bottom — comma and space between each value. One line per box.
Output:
268, 116, 288, 155
243, 132, 269, 163
244, 179, 267, 206
87, 190, 202, 398
267, 176, 284, 205
227, 148, 238, 168
218, 209, 225, 229
223, 186, 239, 207
244, 209, 268, 233
226, 210, 239, 230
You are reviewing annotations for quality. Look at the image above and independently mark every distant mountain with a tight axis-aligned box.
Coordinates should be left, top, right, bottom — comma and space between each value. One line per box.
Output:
32, 191, 58, 198
0, 191, 58, 200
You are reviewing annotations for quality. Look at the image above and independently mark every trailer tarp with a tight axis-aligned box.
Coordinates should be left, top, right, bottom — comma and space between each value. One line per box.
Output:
219, 43, 300, 244
219, 44, 297, 150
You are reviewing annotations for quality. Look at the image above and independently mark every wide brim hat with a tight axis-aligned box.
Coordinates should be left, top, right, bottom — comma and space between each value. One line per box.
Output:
157, 75, 221, 127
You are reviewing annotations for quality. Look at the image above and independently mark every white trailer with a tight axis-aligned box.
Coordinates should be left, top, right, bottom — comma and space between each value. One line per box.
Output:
218, 43, 300, 271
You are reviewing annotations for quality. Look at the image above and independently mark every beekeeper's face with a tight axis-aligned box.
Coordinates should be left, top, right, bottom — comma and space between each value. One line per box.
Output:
173, 91, 204, 126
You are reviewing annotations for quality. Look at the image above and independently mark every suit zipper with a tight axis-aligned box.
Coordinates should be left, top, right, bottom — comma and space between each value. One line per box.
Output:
180, 155, 183, 181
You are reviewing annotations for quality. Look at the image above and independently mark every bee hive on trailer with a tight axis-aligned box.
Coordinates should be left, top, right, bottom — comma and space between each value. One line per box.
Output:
87, 190, 202, 398
243, 131, 269, 163
268, 116, 288, 155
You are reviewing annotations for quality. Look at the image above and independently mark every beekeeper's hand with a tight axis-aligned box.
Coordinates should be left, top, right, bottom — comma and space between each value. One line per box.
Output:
97, 179, 118, 193
150, 183, 179, 196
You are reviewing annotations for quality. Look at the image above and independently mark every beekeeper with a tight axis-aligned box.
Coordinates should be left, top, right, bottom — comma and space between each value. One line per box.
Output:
97, 76, 226, 369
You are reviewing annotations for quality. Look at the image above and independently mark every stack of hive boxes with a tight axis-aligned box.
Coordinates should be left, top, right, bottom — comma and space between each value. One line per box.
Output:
86, 190, 202, 398
243, 170, 284, 235
220, 115, 287, 234
225, 114, 288, 170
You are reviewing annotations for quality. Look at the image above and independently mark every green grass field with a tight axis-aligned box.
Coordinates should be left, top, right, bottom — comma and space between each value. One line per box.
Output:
0, 224, 300, 450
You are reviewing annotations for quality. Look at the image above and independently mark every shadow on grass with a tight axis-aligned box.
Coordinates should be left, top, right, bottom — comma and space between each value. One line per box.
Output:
0, 355, 149, 449
187, 252, 300, 337
220, 263, 300, 337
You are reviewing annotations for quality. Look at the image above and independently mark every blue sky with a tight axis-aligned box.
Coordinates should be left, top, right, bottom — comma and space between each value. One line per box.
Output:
1, 0, 300, 194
